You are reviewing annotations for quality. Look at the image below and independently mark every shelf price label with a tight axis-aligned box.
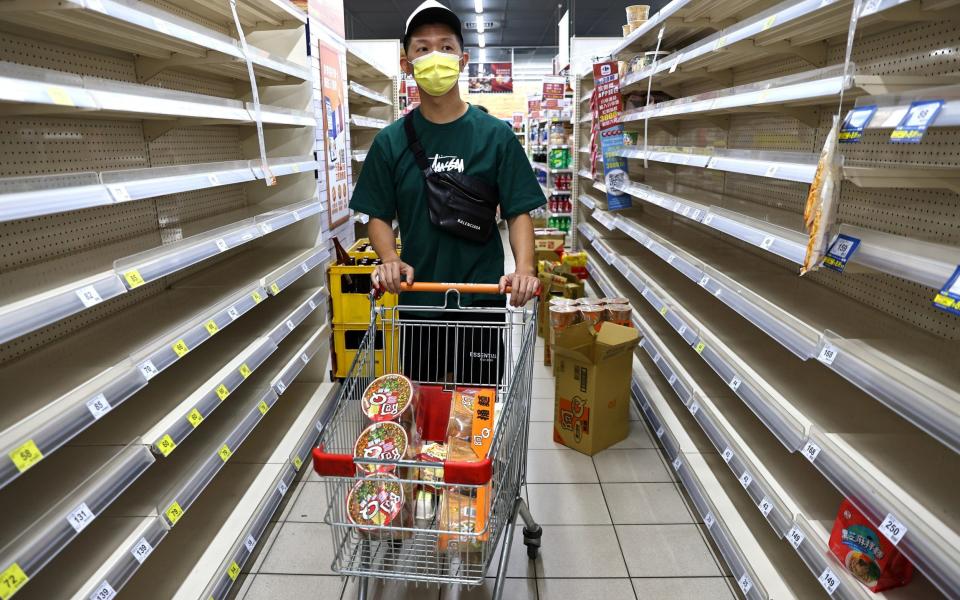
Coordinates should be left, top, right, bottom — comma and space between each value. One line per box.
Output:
293, 456, 303, 470
205, 320, 219, 335
277, 480, 288, 496
239, 363, 252, 379
879, 513, 908, 545
890, 99, 943, 144
689, 402, 700, 416
215, 238, 228, 253
818, 567, 841, 595
932, 265, 960, 317
216, 384, 230, 401
130, 537, 154, 564
822, 234, 861, 273
124, 269, 146, 289
86, 393, 112, 420
76, 285, 104, 308
758, 496, 774, 517
721, 447, 734, 463
90, 580, 117, 600
46, 86, 74, 106
694, 341, 705, 354
737, 574, 753, 595
227, 561, 241, 581
760, 235, 776, 250
156, 434, 177, 457
817, 343, 839, 365
786, 525, 805, 549
227, 306, 240, 320
139, 360, 159, 380
251, 291, 263, 304
0, 563, 29, 599
801, 441, 822, 463
704, 512, 715, 529
729, 375, 742, 391
839, 104, 877, 143
172, 339, 190, 358
165, 501, 184, 526
257, 400, 270, 415
270, 282, 281, 295
66, 502, 95, 533
655, 426, 664, 438
10, 440, 43, 473
672, 457, 682, 471
186, 408, 204, 428
739, 471, 753, 489
218, 444, 232, 463
244, 535, 257, 553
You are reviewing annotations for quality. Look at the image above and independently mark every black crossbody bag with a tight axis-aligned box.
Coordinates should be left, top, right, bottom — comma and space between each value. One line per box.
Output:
403, 111, 500, 243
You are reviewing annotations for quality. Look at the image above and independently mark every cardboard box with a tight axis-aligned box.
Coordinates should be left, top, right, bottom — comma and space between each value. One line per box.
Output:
552, 321, 640, 455
534, 231, 565, 263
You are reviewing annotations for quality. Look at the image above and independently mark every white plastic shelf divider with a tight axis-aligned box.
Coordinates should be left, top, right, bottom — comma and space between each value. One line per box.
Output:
619, 146, 817, 183
0, 0, 310, 84
345, 46, 394, 81
158, 0, 306, 29
578, 194, 597, 210
349, 115, 389, 130
348, 81, 392, 106
351, 151, 368, 163
0, 62, 315, 127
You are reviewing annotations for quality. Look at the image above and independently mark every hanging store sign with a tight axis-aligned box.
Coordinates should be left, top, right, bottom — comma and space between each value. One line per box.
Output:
890, 99, 943, 144
317, 38, 350, 228
528, 95, 542, 120
468, 62, 513, 94
838, 105, 877, 143
592, 60, 631, 210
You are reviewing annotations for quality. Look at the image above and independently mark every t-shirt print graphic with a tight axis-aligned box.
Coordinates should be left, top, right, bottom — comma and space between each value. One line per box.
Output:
430, 154, 465, 173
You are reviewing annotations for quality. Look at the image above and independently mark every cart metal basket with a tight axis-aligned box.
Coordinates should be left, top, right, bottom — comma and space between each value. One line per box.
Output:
312, 282, 541, 600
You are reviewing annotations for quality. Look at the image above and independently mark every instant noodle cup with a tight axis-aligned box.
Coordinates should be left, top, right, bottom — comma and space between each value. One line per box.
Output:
626, 5, 650, 21
346, 473, 405, 530
361, 374, 416, 423
354, 421, 408, 475
549, 305, 580, 332
605, 303, 633, 327
579, 304, 606, 331
602, 297, 629, 306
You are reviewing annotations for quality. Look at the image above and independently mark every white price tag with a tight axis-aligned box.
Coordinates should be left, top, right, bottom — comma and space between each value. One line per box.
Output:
244, 534, 257, 553
760, 236, 775, 250
139, 360, 159, 380
787, 525, 805, 549
308, 300, 317, 310
107, 184, 130, 203
681, 206, 690, 217
130, 537, 154, 564
652, 352, 661, 363
738, 574, 753, 594
260, 222, 273, 234
300, 353, 310, 364
76, 285, 104, 308
655, 426, 664, 438
227, 306, 240, 320
704, 512, 715, 528
818, 568, 841, 595
89, 581, 116, 600
668, 374, 677, 385
316, 420, 323, 432
645, 239, 653, 249
667, 254, 676, 264
764, 165, 779, 178
285, 320, 295, 331
698, 275, 710, 287
880, 513, 908, 545
678, 325, 687, 336
691, 209, 702, 221
689, 402, 699, 415
721, 447, 733, 463
729, 376, 742, 391
669, 58, 680, 74
277, 480, 288, 496
66, 501, 95, 533
673, 201, 682, 212
703, 214, 714, 226
817, 344, 838, 365
801, 441, 822, 463
207, 173, 221, 186
758, 496, 774, 517
85, 0, 106, 13
293, 211, 301, 221
300, 262, 310, 273
672, 457, 682, 471
86, 393, 112, 420
215, 238, 228, 252
739, 472, 753, 488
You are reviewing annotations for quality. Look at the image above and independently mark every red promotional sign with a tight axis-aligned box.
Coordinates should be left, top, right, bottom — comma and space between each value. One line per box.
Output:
528, 95, 542, 119
592, 61, 623, 131
468, 62, 513, 94
542, 76, 565, 109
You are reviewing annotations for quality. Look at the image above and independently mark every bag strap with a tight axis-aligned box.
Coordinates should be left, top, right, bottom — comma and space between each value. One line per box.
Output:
403, 110, 430, 172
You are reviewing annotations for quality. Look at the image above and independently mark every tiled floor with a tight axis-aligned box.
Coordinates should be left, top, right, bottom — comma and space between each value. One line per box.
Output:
237, 336, 739, 600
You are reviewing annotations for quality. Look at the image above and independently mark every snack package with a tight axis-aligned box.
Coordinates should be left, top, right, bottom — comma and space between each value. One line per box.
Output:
346, 473, 413, 538
829, 500, 914, 592
416, 441, 447, 491
438, 489, 484, 555
801, 115, 841, 275
354, 421, 408, 475
446, 388, 476, 441
361, 374, 419, 430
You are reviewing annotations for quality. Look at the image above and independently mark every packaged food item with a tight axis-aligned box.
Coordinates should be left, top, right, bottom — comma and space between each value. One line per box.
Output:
447, 388, 476, 441
549, 305, 580, 331
361, 373, 418, 424
602, 296, 629, 305
605, 303, 633, 327
626, 4, 649, 22
642, 50, 671, 67
346, 473, 405, 530
414, 488, 438, 528
801, 115, 841, 275
579, 304, 606, 331
354, 421, 408, 475
417, 441, 447, 489
438, 489, 484, 555
829, 499, 914, 592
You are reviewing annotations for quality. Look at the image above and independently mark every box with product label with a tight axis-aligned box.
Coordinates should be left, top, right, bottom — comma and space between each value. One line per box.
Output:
534, 230, 566, 263
552, 321, 640, 455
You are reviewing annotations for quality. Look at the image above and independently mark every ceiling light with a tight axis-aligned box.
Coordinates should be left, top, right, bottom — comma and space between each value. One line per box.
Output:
478, 33, 486, 48
474, 0, 483, 14
479, 48, 487, 62
476, 20, 485, 33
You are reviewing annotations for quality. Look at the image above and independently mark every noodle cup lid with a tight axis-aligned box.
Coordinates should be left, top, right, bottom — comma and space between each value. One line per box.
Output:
549, 297, 577, 306
603, 297, 630, 305
361, 374, 414, 421
579, 304, 605, 313
549, 305, 580, 314
347, 473, 404, 528
354, 421, 408, 474
606, 303, 632, 311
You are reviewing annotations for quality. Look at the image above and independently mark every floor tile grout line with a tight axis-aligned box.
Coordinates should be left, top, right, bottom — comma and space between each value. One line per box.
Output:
590, 450, 639, 599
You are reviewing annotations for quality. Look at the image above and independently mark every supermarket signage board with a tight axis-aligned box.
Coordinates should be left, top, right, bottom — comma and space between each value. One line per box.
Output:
592, 60, 631, 211
838, 105, 876, 143
890, 99, 943, 144
822, 234, 861, 273
933, 265, 960, 316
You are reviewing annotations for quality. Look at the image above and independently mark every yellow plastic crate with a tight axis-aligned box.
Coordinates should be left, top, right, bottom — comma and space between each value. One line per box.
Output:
347, 237, 402, 261
332, 323, 398, 378
328, 263, 398, 324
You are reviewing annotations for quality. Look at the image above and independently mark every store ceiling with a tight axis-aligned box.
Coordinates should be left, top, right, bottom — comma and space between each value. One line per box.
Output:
344, 0, 669, 48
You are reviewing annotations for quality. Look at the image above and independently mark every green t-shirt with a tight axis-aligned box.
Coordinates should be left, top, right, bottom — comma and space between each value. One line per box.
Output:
350, 105, 545, 307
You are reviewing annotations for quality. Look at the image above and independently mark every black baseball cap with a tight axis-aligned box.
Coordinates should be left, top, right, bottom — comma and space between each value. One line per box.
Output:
404, 1, 463, 51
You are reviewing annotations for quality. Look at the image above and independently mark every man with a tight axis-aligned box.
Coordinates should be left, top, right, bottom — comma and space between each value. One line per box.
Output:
350, 0, 545, 384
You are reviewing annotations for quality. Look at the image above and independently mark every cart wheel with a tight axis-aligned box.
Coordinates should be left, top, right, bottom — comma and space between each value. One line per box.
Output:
522, 525, 542, 559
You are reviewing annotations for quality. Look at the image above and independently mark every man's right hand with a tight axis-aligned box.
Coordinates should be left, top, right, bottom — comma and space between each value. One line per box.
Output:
372, 259, 414, 294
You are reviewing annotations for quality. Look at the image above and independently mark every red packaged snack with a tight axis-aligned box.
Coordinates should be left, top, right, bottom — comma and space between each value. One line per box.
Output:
829, 500, 914, 592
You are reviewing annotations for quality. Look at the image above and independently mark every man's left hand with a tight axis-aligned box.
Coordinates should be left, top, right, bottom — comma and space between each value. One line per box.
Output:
500, 271, 540, 307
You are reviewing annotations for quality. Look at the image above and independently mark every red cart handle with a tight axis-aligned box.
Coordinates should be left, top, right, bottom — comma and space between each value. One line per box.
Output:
400, 282, 509, 294
312, 446, 494, 485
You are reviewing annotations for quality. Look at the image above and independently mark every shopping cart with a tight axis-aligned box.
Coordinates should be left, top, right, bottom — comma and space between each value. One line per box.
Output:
312, 282, 541, 600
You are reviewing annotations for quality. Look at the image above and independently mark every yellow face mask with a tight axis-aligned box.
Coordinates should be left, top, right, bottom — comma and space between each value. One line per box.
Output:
410, 51, 461, 97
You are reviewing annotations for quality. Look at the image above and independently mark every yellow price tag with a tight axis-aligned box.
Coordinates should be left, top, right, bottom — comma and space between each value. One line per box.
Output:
218, 444, 232, 462
205, 320, 219, 335
695, 341, 706, 354
251, 291, 263, 304
659, 307, 668, 316
293, 456, 302, 470
291, 163, 301, 173
762, 15, 776, 30
227, 561, 240, 581
239, 363, 251, 379
270, 282, 281, 295
186, 408, 204, 428
165, 501, 184, 526
0, 563, 28, 599
172, 339, 190, 357
715, 36, 727, 49
124, 269, 146, 289
46, 86, 74, 106
257, 400, 269, 415
216, 384, 230, 401
934, 293, 955, 308
157, 434, 177, 457
10, 440, 43, 473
